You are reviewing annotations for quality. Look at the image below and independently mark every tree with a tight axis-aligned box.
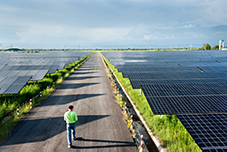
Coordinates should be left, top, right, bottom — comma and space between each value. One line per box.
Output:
202, 43, 211, 50
212, 45, 219, 50
5, 48, 21, 51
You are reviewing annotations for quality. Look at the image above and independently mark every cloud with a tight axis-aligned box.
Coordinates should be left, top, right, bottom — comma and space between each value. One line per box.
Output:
144, 34, 158, 40
79, 27, 132, 43
1, 0, 227, 48
182, 24, 195, 29
144, 34, 175, 40
16, 25, 64, 43
15, 24, 132, 46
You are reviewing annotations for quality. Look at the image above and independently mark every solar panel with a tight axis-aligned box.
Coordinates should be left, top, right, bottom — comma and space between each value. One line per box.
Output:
1, 76, 18, 84
47, 69, 55, 74
14, 76, 32, 84
9, 66, 20, 70
0, 84, 10, 94
177, 113, 227, 151
4, 84, 26, 94
0, 76, 31, 94
17, 70, 30, 76
25, 65, 36, 70
58, 63, 65, 70
5, 71, 20, 76
30, 70, 49, 81
0, 77, 5, 83
17, 65, 28, 70
0, 66, 4, 70
33, 65, 43, 70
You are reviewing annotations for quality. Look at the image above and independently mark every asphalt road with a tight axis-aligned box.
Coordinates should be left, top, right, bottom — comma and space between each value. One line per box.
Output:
0, 53, 137, 152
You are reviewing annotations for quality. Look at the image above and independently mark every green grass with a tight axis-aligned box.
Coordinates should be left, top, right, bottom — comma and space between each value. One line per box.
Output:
0, 53, 93, 142
102, 54, 201, 152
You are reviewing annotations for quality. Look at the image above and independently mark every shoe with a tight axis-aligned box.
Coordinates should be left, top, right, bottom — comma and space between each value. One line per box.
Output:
73, 137, 76, 140
68, 145, 72, 148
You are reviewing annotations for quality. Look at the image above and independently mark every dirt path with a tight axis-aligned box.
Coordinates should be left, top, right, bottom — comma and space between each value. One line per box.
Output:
0, 53, 137, 152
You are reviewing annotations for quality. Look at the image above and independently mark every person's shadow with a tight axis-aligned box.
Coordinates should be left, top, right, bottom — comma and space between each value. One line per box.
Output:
70, 137, 135, 149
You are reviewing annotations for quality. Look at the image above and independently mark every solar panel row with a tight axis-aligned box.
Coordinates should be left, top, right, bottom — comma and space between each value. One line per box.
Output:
147, 95, 227, 114
142, 82, 227, 97
122, 72, 227, 82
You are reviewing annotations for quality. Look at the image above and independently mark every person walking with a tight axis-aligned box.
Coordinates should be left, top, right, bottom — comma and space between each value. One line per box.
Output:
64, 105, 78, 148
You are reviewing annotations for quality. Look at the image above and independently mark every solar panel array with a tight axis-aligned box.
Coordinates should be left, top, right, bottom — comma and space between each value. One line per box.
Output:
102, 50, 227, 151
0, 51, 92, 94
177, 114, 227, 152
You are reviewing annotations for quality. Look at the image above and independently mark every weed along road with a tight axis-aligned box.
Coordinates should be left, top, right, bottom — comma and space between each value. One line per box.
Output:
0, 53, 137, 152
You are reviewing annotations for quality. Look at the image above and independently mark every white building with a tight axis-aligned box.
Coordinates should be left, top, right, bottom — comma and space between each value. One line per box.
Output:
219, 40, 227, 50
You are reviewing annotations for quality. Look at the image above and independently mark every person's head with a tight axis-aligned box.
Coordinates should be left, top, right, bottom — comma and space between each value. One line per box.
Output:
68, 105, 74, 111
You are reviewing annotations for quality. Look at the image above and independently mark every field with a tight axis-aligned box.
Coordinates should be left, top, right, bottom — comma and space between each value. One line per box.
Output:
1, 50, 226, 152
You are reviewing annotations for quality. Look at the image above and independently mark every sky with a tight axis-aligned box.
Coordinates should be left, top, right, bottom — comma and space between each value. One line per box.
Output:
1, 0, 227, 49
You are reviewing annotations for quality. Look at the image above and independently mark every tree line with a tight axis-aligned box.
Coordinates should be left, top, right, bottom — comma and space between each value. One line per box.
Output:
0, 43, 224, 52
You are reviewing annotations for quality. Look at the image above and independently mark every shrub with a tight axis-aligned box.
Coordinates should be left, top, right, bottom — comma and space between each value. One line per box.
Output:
50, 72, 62, 82
38, 78, 53, 91
202, 43, 211, 50
59, 69, 68, 75
17, 84, 40, 105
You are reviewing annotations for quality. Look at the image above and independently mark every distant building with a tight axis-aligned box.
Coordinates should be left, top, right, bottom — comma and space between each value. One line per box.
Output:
219, 40, 227, 50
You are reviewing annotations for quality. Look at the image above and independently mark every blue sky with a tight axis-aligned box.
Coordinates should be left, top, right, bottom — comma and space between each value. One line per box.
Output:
1, 0, 227, 49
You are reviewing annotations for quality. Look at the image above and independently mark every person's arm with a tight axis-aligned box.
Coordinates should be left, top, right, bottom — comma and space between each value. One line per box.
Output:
74, 112, 78, 122
64, 112, 67, 122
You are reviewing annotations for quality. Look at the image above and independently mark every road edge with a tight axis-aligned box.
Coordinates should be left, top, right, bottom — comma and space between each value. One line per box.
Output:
100, 53, 168, 152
